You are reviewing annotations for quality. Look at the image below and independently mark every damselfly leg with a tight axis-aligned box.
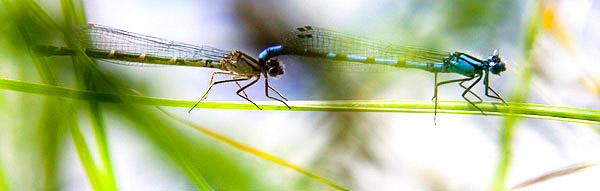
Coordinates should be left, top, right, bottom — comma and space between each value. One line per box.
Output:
432, 73, 482, 102
234, 80, 248, 98
200, 71, 236, 101
268, 85, 288, 101
264, 74, 291, 109
484, 71, 507, 104
461, 74, 486, 115
236, 77, 261, 109
433, 73, 478, 123
459, 80, 484, 102
188, 76, 252, 113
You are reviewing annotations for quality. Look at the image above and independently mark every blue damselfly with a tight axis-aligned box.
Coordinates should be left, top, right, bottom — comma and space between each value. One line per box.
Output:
258, 26, 507, 120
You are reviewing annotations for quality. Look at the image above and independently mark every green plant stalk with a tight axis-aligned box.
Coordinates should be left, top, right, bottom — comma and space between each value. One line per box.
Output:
35, 99, 67, 190
86, 101, 116, 190
13, 1, 259, 190
493, 1, 541, 190
22, 0, 61, 31
24, 1, 213, 186
70, 49, 215, 190
50, 27, 214, 190
0, 162, 6, 191
66, 105, 105, 191
8, 0, 113, 189
57, 0, 117, 189
0, 78, 598, 124
0, 88, 3, 191
4, 0, 66, 189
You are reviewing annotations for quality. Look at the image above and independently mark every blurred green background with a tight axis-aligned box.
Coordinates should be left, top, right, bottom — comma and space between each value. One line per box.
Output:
0, 0, 599, 190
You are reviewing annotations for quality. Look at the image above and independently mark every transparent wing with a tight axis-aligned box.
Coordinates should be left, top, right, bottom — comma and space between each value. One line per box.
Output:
78, 24, 232, 62
283, 26, 450, 72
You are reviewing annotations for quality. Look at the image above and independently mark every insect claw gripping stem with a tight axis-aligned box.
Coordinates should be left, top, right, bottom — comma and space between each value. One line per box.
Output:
264, 74, 291, 109
433, 76, 478, 122
484, 71, 508, 105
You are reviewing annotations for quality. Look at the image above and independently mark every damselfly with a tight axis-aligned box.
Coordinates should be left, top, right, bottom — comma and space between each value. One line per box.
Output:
34, 24, 290, 111
258, 26, 507, 120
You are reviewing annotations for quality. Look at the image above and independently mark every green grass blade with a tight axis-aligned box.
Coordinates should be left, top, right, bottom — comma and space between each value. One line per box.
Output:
0, 162, 6, 191
23, 0, 61, 31
2, 1, 68, 190
493, 1, 542, 190
0, 77, 598, 124
67, 108, 104, 190
0, 68, 3, 191
57, 0, 117, 189
4, 0, 58, 85
4, 0, 114, 188
24, 10, 216, 187
36, 99, 68, 190
48, 30, 215, 190
86, 101, 116, 190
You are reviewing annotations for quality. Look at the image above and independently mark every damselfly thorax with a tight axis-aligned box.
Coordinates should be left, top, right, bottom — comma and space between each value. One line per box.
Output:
221, 51, 263, 77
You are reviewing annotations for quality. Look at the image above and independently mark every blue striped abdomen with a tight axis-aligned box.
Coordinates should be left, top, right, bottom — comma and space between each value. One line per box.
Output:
258, 45, 451, 73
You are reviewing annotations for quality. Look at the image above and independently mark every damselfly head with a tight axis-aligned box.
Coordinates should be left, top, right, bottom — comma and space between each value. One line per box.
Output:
266, 59, 284, 77
491, 61, 506, 75
488, 50, 506, 75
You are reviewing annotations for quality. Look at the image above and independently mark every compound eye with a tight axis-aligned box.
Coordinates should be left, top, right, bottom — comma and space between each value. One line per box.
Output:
268, 67, 284, 77
492, 56, 501, 63
266, 59, 284, 77
491, 62, 506, 75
